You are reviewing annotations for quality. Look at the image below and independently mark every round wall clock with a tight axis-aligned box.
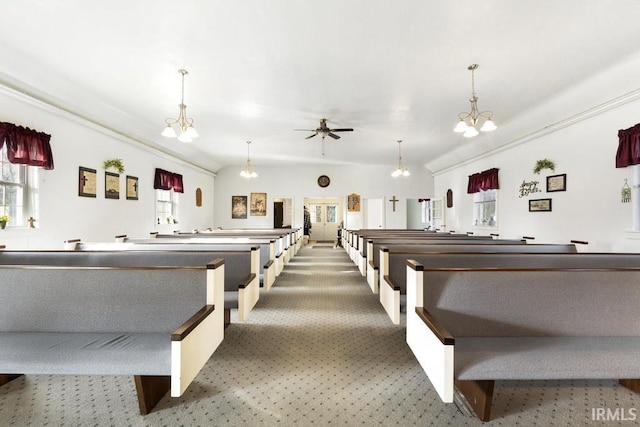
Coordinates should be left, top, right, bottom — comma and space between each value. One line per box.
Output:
317, 175, 330, 188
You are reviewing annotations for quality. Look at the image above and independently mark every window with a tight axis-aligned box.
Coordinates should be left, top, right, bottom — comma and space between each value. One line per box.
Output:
0, 145, 38, 227
473, 189, 497, 227
155, 189, 179, 224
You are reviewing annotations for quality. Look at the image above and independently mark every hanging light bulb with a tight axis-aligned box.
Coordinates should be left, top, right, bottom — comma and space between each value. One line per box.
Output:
162, 69, 198, 143
391, 140, 410, 177
454, 64, 497, 138
240, 141, 258, 179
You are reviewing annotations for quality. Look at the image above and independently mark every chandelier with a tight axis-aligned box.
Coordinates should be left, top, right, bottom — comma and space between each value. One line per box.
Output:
453, 64, 497, 138
240, 141, 258, 178
391, 140, 410, 177
161, 69, 198, 143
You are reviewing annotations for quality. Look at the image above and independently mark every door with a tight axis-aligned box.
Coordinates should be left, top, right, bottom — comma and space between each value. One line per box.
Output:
273, 201, 284, 228
365, 198, 384, 229
309, 203, 339, 242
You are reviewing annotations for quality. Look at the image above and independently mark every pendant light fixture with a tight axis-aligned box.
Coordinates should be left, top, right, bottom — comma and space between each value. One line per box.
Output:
161, 69, 198, 143
240, 141, 258, 179
453, 64, 497, 138
391, 140, 410, 177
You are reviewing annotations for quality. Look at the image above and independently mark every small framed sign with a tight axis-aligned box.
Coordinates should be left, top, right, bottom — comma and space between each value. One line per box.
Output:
546, 174, 566, 192
529, 198, 552, 212
78, 167, 97, 198
126, 175, 139, 200
105, 171, 120, 199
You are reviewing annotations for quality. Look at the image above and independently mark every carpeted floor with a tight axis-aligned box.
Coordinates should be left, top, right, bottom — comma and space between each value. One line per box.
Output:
1, 246, 638, 425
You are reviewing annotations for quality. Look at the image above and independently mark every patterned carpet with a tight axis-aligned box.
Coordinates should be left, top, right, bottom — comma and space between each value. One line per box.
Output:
1, 246, 638, 425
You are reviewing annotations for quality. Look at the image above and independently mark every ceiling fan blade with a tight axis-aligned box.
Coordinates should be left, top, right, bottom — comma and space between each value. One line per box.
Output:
294, 129, 315, 131
305, 133, 317, 139
328, 132, 341, 139
330, 128, 353, 132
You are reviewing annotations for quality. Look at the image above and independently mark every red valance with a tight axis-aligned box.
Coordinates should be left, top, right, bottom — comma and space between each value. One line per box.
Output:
616, 123, 640, 168
0, 121, 54, 170
467, 168, 499, 194
154, 168, 184, 193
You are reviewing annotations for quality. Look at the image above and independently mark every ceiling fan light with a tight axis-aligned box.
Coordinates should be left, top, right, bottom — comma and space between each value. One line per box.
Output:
453, 119, 468, 133
391, 169, 402, 177
402, 169, 411, 177
480, 118, 497, 132
162, 124, 177, 137
463, 126, 479, 138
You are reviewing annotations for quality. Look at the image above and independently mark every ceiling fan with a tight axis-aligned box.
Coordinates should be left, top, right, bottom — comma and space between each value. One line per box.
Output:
295, 118, 353, 140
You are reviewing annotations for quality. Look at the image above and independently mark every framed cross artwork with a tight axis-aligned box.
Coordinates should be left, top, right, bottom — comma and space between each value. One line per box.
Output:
78, 167, 97, 198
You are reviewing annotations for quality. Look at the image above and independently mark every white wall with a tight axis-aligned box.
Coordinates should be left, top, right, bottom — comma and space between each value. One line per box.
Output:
433, 93, 640, 252
213, 164, 434, 231
0, 87, 215, 249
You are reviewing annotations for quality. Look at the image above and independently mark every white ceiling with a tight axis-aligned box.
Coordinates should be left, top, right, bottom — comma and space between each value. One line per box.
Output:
1, 1, 640, 173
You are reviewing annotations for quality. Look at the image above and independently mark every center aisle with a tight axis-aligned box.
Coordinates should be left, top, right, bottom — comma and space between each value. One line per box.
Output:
153, 244, 464, 425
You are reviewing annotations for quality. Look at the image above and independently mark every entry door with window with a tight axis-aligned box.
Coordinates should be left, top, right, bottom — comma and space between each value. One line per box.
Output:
309, 203, 339, 242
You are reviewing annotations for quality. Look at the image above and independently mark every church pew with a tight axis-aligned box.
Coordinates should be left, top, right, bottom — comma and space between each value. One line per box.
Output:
378, 244, 577, 324
53, 246, 260, 322
120, 238, 278, 290
405, 262, 640, 421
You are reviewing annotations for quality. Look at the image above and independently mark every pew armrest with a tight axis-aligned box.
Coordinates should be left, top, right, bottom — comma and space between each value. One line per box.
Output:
171, 304, 222, 396
415, 307, 455, 345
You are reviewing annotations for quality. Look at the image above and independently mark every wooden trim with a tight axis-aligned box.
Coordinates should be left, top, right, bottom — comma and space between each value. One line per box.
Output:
114, 234, 127, 239
224, 307, 231, 329
207, 258, 225, 269
0, 374, 23, 387
0, 265, 205, 271
171, 305, 215, 340
383, 275, 400, 291
264, 260, 274, 268
620, 379, 640, 393
406, 259, 424, 271
238, 273, 257, 289
134, 375, 170, 415
523, 236, 535, 240
369, 260, 378, 270
415, 308, 455, 345
455, 380, 495, 422
64, 238, 81, 243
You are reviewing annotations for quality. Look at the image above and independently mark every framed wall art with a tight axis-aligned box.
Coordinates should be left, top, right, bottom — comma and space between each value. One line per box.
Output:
105, 171, 120, 199
78, 167, 97, 198
232, 195, 248, 219
126, 175, 138, 200
546, 173, 566, 192
348, 193, 360, 212
529, 198, 552, 212
250, 192, 267, 216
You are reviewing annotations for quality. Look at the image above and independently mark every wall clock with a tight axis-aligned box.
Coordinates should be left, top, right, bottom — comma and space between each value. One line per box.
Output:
317, 175, 330, 188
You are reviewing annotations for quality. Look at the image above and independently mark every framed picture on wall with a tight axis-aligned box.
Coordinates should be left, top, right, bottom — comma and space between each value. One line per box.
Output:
546, 174, 566, 192
529, 198, 552, 212
126, 175, 138, 200
105, 171, 120, 199
232, 195, 248, 219
78, 166, 97, 198
250, 192, 267, 216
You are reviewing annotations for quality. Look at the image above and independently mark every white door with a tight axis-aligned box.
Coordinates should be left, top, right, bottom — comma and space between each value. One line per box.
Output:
309, 203, 339, 241
365, 198, 384, 229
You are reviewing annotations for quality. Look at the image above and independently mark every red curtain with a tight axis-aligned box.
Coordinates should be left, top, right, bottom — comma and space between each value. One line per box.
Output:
467, 168, 499, 193
616, 123, 640, 168
154, 168, 184, 193
0, 122, 54, 170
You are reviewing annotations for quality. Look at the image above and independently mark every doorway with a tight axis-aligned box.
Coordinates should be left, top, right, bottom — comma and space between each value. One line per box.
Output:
304, 197, 343, 243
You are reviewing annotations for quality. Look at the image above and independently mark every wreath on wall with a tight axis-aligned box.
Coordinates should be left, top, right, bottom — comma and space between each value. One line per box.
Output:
533, 159, 555, 174
103, 159, 125, 173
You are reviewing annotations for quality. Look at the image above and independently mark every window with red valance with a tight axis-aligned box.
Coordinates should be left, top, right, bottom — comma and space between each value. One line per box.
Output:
0, 121, 54, 170
616, 123, 640, 168
467, 168, 499, 193
153, 168, 184, 193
